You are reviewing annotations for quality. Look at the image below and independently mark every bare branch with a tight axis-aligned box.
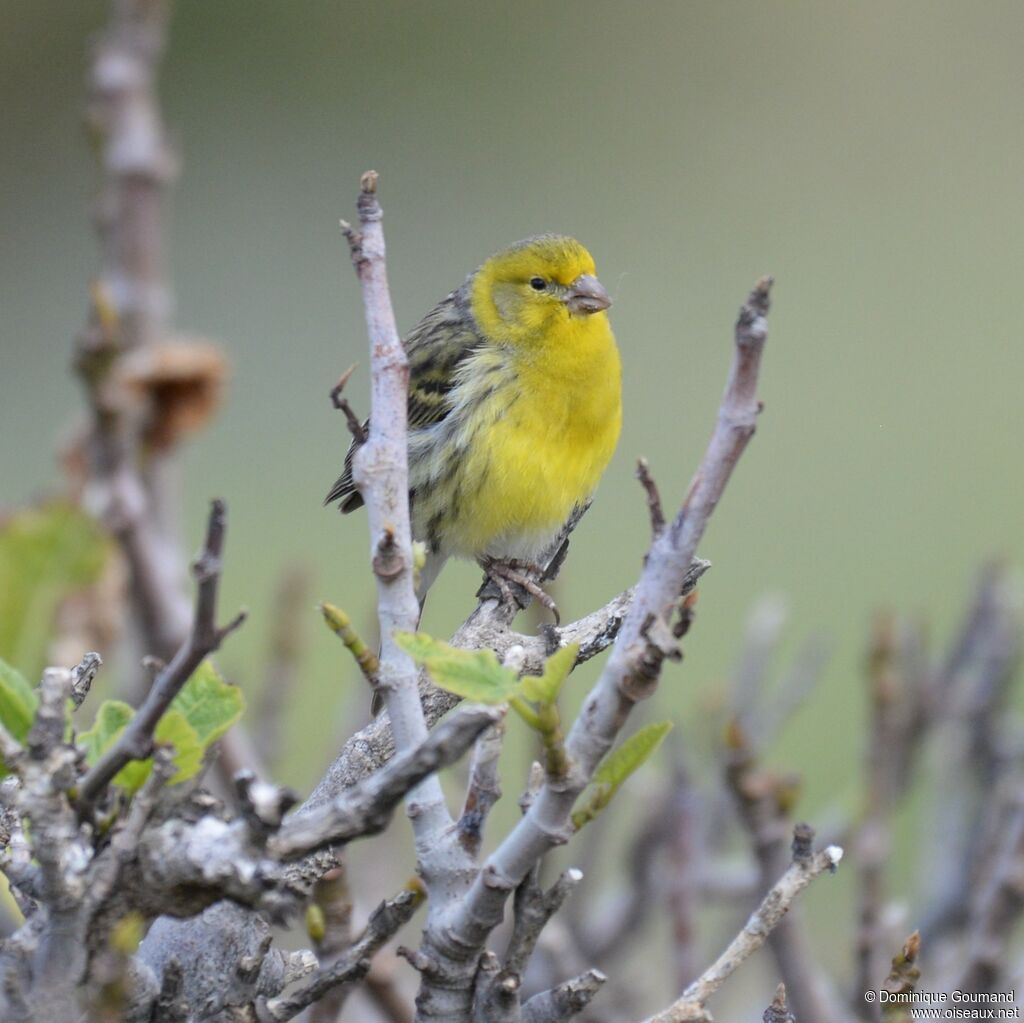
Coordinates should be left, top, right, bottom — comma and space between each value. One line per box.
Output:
255, 566, 310, 769
76, 0, 191, 662
957, 789, 1024, 994
458, 714, 506, 855
521, 969, 607, 1023
263, 887, 422, 1022
307, 866, 353, 1023
330, 364, 368, 444
270, 706, 501, 859
339, 171, 452, 855
763, 983, 795, 1023
724, 720, 837, 1022
505, 868, 583, 978
644, 830, 843, 1023
636, 458, 665, 535
77, 499, 246, 814
878, 932, 921, 1023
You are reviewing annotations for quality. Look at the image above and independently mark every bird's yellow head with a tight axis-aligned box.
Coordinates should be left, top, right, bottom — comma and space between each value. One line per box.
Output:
469, 235, 612, 347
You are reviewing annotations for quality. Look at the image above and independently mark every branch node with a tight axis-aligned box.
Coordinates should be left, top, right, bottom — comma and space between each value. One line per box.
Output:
373, 526, 404, 581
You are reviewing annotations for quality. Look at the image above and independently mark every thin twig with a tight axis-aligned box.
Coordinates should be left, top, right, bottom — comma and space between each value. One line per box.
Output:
77, 499, 246, 813
255, 566, 309, 769
330, 364, 367, 444
644, 829, 843, 1022
458, 713, 506, 855
636, 458, 665, 535
263, 888, 423, 1022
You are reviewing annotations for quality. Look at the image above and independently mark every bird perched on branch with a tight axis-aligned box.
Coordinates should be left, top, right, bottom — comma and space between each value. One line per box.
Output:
327, 234, 622, 617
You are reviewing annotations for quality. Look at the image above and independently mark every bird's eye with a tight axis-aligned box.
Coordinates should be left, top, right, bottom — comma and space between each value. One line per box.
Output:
529, 276, 546, 291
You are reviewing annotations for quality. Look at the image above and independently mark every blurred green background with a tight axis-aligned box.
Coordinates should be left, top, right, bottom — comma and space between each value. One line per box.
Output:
3, 0, 1023, 1012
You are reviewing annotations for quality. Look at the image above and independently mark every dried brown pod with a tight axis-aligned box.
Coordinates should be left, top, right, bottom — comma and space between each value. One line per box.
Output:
116, 338, 228, 452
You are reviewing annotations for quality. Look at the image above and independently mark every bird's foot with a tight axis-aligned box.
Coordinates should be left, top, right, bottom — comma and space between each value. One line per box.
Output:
477, 557, 560, 624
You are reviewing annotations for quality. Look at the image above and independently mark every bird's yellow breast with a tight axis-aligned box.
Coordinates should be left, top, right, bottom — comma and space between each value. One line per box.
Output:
436, 312, 622, 559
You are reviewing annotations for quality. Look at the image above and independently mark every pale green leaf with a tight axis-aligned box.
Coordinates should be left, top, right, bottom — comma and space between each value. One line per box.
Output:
520, 643, 579, 705
592, 720, 674, 788
152, 710, 203, 785
171, 660, 245, 745
394, 631, 520, 705
0, 658, 38, 775
0, 659, 38, 744
79, 699, 134, 767
572, 721, 674, 830
0, 503, 111, 681
80, 672, 230, 795
78, 700, 147, 792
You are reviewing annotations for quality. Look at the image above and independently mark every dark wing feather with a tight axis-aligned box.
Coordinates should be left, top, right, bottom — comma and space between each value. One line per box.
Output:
324, 286, 480, 512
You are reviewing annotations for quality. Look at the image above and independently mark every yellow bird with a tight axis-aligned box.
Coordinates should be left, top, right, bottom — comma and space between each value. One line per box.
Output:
327, 234, 622, 609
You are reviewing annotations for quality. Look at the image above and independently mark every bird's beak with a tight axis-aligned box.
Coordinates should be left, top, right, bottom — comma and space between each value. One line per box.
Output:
565, 274, 611, 316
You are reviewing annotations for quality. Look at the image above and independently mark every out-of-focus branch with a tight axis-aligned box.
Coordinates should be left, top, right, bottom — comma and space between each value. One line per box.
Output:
723, 601, 844, 1023
724, 725, 838, 1022
306, 866, 353, 1023
644, 828, 843, 1023
920, 566, 1022, 940
957, 790, 1024, 994
881, 932, 920, 1023
255, 566, 310, 770
762, 983, 795, 1023
854, 613, 906, 1018
77, 499, 246, 814
77, 0, 191, 660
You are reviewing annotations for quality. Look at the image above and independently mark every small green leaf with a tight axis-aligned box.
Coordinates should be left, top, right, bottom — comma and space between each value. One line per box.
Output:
0, 503, 112, 680
0, 658, 38, 776
171, 660, 245, 745
394, 631, 520, 704
79, 700, 134, 766
572, 721, 674, 830
520, 643, 579, 705
79, 677, 227, 795
151, 710, 203, 785
0, 659, 38, 743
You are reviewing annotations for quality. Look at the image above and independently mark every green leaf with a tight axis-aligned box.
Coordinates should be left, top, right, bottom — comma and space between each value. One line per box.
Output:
0, 658, 38, 776
0, 503, 111, 681
0, 659, 38, 743
572, 721, 674, 830
520, 643, 579, 705
78, 662, 241, 795
394, 631, 520, 705
79, 699, 134, 767
171, 660, 245, 745
152, 710, 203, 785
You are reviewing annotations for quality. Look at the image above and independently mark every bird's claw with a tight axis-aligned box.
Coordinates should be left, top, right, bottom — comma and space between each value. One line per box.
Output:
478, 557, 561, 624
